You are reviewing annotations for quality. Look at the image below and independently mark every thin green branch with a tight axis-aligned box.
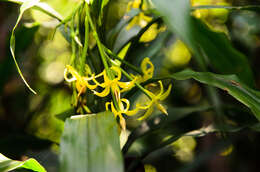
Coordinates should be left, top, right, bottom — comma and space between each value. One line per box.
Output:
85, 4, 120, 110
80, 11, 89, 74
103, 46, 143, 75
119, 67, 152, 100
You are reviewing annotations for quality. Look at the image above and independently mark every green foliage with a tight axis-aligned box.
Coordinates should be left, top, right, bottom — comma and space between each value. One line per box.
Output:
2, 0, 260, 171
0, 153, 46, 172
152, 0, 254, 86
171, 69, 260, 120
60, 111, 123, 172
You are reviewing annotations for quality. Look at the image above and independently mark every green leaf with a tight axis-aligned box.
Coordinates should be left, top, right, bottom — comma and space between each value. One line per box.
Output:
10, 0, 40, 94
122, 105, 211, 154
191, 5, 260, 12
170, 69, 260, 120
60, 112, 124, 172
2, 0, 63, 21
91, 0, 110, 25
152, 0, 255, 87
0, 153, 46, 172
34, 2, 63, 21
4, 0, 63, 94
101, 0, 109, 12
107, 8, 140, 49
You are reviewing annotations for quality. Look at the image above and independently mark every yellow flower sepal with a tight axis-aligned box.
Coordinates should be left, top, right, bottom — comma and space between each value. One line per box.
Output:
64, 65, 102, 96
106, 98, 139, 129
92, 66, 136, 98
137, 81, 172, 120
126, 57, 154, 86
140, 57, 154, 82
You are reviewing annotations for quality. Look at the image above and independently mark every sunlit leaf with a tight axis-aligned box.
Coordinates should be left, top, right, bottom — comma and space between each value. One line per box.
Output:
0, 153, 46, 172
6, 0, 63, 94
60, 112, 124, 172
152, 0, 255, 87
9, 0, 40, 94
2, 0, 63, 21
171, 69, 260, 120
191, 5, 260, 12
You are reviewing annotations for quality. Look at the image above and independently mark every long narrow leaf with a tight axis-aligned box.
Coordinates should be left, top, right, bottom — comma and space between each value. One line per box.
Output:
7, 0, 63, 94
0, 153, 46, 172
152, 0, 255, 87
171, 69, 260, 120
192, 5, 260, 12
2, 0, 63, 21
10, 0, 40, 94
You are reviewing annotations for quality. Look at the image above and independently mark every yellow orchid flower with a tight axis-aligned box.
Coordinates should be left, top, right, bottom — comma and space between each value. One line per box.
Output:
106, 98, 139, 130
92, 66, 136, 99
127, 0, 148, 12
140, 57, 154, 81
129, 57, 154, 84
64, 65, 102, 96
115, 57, 154, 92
126, 0, 151, 30
137, 81, 172, 120
126, 12, 153, 30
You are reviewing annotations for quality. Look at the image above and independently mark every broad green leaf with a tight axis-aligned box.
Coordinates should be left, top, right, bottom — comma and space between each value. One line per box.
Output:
152, 0, 255, 87
0, 153, 46, 172
170, 69, 260, 120
60, 112, 124, 172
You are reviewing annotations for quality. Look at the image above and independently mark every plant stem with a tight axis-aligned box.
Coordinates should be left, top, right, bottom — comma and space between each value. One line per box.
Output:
119, 67, 152, 100
56, 2, 83, 28
70, 14, 76, 66
80, 8, 89, 74
85, 4, 110, 76
104, 46, 143, 75
85, 4, 120, 110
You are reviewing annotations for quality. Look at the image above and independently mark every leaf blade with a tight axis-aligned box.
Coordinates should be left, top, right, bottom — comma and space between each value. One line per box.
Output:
10, 0, 40, 94
0, 153, 46, 172
152, 0, 255, 86
170, 69, 260, 120
60, 112, 124, 172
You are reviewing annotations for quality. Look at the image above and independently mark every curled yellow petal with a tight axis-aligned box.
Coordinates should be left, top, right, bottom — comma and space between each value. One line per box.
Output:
64, 65, 78, 82
93, 87, 110, 97
110, 66, 122, 81
120, 98, 130, 112
136, 81, 172, 120
160, 84, 172, 101
141, 57, 154, 81
138, 105, 154, 120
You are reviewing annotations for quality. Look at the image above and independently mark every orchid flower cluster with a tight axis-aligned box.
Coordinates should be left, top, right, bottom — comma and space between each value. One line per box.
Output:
64, 57, 172, 129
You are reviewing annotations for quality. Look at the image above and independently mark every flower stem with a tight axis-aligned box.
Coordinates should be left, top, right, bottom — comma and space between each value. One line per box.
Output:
85, 4, 120, 110
120, 67, 152, 100
85, 4, 110, 77
103, 46, 143, 75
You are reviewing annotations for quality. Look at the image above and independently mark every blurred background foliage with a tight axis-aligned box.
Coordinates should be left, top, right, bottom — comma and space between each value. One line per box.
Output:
1, 0, 260, 171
